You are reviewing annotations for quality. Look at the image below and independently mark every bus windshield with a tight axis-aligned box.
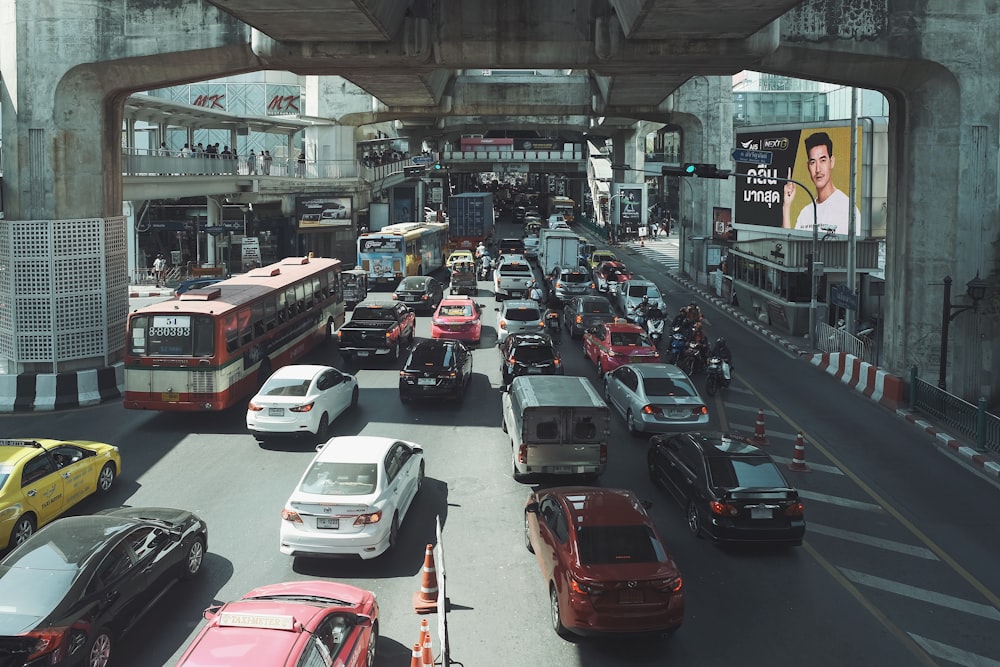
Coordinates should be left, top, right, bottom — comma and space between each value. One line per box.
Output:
129, 314, 216, 357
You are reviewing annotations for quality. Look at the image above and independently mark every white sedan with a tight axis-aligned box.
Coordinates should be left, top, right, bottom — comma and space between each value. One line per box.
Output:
247, 365, 358, 442
280, 436, 425, 559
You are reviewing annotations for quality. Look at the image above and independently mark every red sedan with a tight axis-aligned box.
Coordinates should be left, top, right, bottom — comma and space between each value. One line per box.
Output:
593, 261, 632, 292
174, 580, 378, 666
430, 296, 483, 344
583, 321, 660, 375
524, 486, 685, 638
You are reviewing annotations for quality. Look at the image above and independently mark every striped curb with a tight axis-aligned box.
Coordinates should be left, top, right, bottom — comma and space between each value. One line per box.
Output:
0, 364, 124, 412
897, 409, 1000, 480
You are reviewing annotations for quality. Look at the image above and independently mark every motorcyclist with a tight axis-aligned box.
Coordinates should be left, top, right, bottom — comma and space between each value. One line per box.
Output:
686, 302, 703, 324
475, 241, 487, 259
630, 295, 651, 323
545, 289, 561, 311
709, 337, 733, 380
528, 280, 544, 304
690, 323, 710, 361
478, 252, 493, 280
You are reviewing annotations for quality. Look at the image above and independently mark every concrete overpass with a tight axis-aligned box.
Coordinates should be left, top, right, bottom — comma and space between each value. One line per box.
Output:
0, 0, 996, 406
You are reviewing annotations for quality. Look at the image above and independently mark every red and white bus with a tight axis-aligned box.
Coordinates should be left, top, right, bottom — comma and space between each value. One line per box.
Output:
123, 256, 345, 411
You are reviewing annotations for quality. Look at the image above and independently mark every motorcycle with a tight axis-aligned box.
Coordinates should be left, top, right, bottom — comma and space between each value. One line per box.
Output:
646, 308, 665, 348
478, 260, 493, 281
665, 329, 688, 364
704, 356, 731, 396
544, 308, 562, 344
681, 340, 707, 376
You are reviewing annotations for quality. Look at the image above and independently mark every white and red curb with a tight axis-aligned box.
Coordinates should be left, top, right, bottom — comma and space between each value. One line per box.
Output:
896, 410, 1000, 480
808, 352, 906, 410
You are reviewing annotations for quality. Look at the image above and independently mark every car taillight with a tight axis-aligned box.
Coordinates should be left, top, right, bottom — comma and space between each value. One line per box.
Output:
391, 293, 399, 300
499, 319, 507, 329
709, 501, 740, 517
354, 509, 383, 526
24, 628, 68, 660
289, 402, 314, 413
400, 371, 414, 378
247, 402, 263, 412
692, 405, 708, 415
517, 444, 528, 464
642, 404, 662, 415
599, 444, 607, 464
422, 294, 429, 300
575, 315, 583, 323
589, 282, 595, 289
337, 330, 343, 339
282, 509, 303, 523
555, 282, 564, 288
569, 578, 591, 595
553, 358, 561, 366
784, 501, 805, 517
507, 356, 516, 365
446, 371, 457, 378
537, 321, 544, 328
652, 576, 684, 592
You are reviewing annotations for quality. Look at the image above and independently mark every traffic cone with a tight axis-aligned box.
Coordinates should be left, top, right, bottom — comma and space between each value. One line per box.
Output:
788, 432, 811, 472
409, 643, 422, 667
750, 408, 769, 446
421, 628, 434, 667
413, 544, 439, 614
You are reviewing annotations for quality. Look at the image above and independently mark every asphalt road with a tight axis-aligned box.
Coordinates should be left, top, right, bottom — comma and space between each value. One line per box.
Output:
3, 219, 999, 666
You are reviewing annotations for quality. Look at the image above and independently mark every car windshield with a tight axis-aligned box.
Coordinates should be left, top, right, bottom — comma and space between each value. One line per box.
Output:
576, 525, 666, 565
408, 344, 453, 367
261, 378, 311, 397
300, 462, 378, 495
561, 273, 589, 284
628, 285, 658, 298
707, 456, 787, 489
398, 278, 426, 290
610, 332, 650, 347
643, 377, 696, 397
580, 301, 612, 314
505, 307, 541, 322
513, 345, 555, 363
499, 265, 531, 275
354, 307, 396, 321
439, 305, 473, 317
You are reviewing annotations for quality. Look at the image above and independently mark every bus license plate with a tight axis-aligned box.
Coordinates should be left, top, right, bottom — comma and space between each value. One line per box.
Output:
162, 392, 180, 402
317, 517, 339, 529
268, 408, 284, 416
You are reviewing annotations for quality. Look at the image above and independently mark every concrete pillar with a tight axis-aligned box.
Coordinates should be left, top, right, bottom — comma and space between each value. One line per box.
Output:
206, 197, 221, 267
304, 76, 376, 178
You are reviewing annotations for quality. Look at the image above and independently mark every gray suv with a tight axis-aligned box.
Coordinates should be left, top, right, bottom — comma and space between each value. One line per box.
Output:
547, 265, 594, 302
496, 299, 544, 344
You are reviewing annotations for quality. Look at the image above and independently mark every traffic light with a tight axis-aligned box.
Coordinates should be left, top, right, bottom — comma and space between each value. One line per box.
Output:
403, 166, 425, 176
683, 163, 732, 179
661, 166, 692, 177
433, 163, 448, 171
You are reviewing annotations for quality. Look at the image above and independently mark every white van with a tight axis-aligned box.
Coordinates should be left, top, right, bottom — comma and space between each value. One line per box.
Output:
501, 376, 611, 481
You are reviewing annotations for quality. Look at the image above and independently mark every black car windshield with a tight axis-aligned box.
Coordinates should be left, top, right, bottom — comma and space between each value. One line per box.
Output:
513, 345, 555, 363
576, 525, 666, 565
398, 278, 427, 290
354, 307, 395, 321
708, 456, 787, 489
643, 377, 696, 397
408, 344, 453, 368
580, 301, 612, 314
628, 285, 659, 298
561, 273, 589, 284
505, 307, 541, 322
0, 564, 78, 620
300, 462, 378, 496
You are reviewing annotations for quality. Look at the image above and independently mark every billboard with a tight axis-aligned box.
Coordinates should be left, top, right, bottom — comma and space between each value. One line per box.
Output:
615, 185, 644, 237
296, 195, 353, 229
735, 125, 863, 237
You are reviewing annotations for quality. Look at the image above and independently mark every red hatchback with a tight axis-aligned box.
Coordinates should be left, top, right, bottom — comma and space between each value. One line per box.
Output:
524, 487, 684, 638
430, 296, 483, 344
174, 580, 378, 667
583, 321, 660, 375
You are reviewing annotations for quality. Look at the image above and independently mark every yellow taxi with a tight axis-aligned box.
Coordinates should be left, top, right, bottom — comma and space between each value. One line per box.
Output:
0, 438, 122, 551
588, 249, 619, 270
447, 250, 475, 269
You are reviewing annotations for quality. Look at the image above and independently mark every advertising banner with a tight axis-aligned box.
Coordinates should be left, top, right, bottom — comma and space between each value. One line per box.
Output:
615, 185, 644, 237
392, 186, 416, 223
713, 207, 734, 242
735, 125, 862, 237
296, 195, 353, 229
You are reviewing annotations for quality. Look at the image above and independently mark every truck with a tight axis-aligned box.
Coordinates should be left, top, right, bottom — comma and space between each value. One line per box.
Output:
538, 228, 581, 275
501, 375, 611, 481
447, 192, 495, 254
336, 300, 416, 363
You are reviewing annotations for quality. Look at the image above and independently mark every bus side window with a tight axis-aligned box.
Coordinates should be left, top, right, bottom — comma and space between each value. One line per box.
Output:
276, 291, 287, 324
296, 282, 307, 312
319, 272, 330, 300
224, 314, 239, 353
264, 297, 276, 331
312, 277, 322, 304
238, 308, 253, 346
286, 287, 298, 316
331, 271, 341, 301
252, 301, 266, 337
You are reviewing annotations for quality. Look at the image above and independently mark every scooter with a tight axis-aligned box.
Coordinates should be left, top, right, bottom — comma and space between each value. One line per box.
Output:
544, 308, 562, 344
681, 340, 707, 376
666, 330, 688, 364
705, 356, 731, 396
646, 308, 665, 348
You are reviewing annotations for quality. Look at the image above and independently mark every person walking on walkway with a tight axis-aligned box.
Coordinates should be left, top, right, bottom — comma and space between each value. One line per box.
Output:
262, 150, 272, 175
247, 150, 257, 175
153, 254, 166, 287
297, 151, 306, 177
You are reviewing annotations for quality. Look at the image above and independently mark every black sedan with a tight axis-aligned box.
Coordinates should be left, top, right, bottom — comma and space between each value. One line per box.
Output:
399, 339, 473, 403
563, 295, 617, 339
392, 276, 444, 313
0, 507, 207, 667
647, 432, 805, 546
498, 333, 563, 384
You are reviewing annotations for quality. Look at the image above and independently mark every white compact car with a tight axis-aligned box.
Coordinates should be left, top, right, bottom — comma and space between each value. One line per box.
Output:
247, 365, 358, 442
279, 436, 425, 559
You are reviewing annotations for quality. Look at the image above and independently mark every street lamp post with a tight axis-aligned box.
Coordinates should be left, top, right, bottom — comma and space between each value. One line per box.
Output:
938, 273, 987, 390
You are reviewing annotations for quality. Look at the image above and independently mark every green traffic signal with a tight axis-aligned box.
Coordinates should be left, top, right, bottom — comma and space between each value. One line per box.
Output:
684, 163, 697, 174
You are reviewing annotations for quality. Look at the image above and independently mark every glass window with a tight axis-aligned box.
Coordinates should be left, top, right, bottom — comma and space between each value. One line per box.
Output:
643, 377, 694, 397
124, 528, 158, 561
224, 314, 239, 353
535, 420, 559, 440
264, 297, 276, 330
20, 455, 55, 486
576, 525, 665, 564
504, 307, 541, 322
573, 418, 598, 440
92, 544, 134, 588
708, 456, 787, 489
238, 309, 253, 346
300, 462, 378, 495
296, 640, 333, 667
252, 302, 266, 337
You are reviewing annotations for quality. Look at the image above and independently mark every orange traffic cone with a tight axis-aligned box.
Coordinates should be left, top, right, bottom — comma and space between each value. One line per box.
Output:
409, 643, 422, 667
413, 544, 439, 613
788, 432, 811, 472
421, 628, 434, 667
750, 408, 769, 446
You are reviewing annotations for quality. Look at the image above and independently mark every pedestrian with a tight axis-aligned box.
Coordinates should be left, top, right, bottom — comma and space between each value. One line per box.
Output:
297, 151, 306, 177
158, 142, 170, 156
262, 150, 272, 175
152, 254, 166, 287
247, 150, 257, 175
180, 143, 191, 158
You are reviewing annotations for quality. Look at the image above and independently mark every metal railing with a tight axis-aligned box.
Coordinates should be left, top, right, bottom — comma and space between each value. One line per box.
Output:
816, 321, 875, 365
121, 148, 359, 179
910, 368, 1000, 453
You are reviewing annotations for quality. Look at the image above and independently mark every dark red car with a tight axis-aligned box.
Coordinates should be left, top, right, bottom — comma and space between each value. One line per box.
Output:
593, 261, 632, 293
523, 487, 685, 638
583, 321, 660, 375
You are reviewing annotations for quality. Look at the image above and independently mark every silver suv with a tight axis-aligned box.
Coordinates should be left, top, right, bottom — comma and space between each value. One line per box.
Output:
548, 265, 594, 302
496, 299, 544, 343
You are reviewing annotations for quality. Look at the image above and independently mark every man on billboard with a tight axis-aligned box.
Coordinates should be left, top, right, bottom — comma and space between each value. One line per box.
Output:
781, 131, 861, 235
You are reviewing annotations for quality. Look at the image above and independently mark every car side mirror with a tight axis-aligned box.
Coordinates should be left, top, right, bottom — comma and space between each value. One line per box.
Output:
494, 307, 500, 312
640, 499, 654, 510
203, 605, 222, 621
524, 502, 539, 514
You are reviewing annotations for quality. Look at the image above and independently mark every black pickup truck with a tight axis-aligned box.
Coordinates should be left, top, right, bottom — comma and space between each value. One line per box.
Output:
336, 301, 416, 362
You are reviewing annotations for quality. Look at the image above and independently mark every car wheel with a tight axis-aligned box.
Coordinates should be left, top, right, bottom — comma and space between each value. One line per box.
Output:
524, 513, 535, 553
366, 621, 378, 667
9, 514, 35, 549
686, 502, 703, 538
350, 386, 360, 408
626, 410, 641, 436
315, 414, 330, 442
182, 537, 206, 579
387, 514, 400, 552
97, 462, 116, 494
550, 586, 570, 638
86, 628, 113, 667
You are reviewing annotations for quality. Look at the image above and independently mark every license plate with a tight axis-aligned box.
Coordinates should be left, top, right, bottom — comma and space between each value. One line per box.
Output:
619, 589, 644, 604
751, 507, 772, 520
667, 409, 686, 418
357, 351, 370, 357
527, 367, 543, 374
317, 517, 339, 529
418, 378, 436, 386
161, 392, 180, 402
268, 407, 284, 417
551, 466, 573, 474
403, 296, 416, 301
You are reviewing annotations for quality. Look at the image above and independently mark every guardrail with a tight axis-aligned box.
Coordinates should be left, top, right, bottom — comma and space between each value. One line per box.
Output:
121, 148, 359, 179
817, 321, 875, 365
910, 368, 1000, 453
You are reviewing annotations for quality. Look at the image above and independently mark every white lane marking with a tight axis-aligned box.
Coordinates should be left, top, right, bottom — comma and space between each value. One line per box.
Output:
840, 568, 1000, 621
797, 489, 884, 513
807, 522, 937, 559
770, 454, 843, 475
908, 634, 1000, 667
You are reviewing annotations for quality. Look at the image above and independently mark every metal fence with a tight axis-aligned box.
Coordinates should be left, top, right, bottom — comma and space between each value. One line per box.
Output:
910, 368, 1000, 453
816, 321, 876, 365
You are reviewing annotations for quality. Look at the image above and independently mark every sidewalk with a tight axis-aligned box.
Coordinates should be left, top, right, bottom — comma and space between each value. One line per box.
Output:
579, 227, 1000, 483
